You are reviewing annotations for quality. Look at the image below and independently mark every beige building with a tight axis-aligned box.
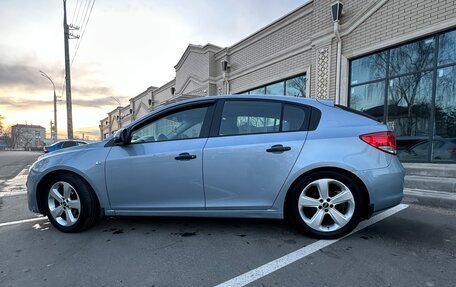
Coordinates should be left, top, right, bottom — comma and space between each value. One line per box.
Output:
11, 124, 46, 149
100, 0, 456, 163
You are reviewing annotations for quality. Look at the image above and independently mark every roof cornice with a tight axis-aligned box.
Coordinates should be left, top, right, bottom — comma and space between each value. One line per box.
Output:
174, 43, 222, 71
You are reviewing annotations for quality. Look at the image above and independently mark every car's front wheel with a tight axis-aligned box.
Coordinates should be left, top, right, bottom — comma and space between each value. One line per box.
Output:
45, 173, 99, 232
289, 171, 366, 239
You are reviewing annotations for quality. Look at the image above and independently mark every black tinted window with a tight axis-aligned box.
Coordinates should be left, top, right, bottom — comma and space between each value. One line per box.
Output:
62, 141, 76, 148
220, 101, 281, 136
282, 105, 306, 131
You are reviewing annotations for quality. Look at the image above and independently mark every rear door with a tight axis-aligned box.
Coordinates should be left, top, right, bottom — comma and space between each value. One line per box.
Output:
203, 99, 310, 209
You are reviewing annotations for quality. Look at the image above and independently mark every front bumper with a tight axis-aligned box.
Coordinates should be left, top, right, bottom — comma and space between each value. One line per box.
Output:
355, 157, 405, 212
26, 169, 41, 214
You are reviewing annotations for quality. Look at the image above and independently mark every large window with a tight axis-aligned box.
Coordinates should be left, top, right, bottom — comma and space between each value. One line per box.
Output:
349, 29, 456, 163
243, 74, 306, 97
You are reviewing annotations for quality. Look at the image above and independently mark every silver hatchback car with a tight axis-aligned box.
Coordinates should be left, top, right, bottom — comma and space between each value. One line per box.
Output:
27, 95, 404, 239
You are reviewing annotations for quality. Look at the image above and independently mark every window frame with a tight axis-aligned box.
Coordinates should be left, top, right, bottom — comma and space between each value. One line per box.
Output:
209, 99, 311, 138
239, 72, 307, 97
124, 100, 216, 146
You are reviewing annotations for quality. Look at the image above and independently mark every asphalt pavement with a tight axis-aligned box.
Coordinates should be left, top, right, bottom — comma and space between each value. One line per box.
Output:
0, 151, 41, 180
0, 151, 454, 287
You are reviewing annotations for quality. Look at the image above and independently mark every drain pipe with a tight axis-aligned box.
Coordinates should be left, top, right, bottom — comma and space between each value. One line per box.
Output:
334, 21, 342, 105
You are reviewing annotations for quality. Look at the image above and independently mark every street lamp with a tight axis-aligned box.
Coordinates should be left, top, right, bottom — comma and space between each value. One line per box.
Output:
39, 70, 58, 142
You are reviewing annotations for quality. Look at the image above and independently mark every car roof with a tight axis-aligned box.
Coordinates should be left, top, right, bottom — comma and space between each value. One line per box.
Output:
117, 94, 334, 134
50, 140, 87, 145
173, 94, 332, 107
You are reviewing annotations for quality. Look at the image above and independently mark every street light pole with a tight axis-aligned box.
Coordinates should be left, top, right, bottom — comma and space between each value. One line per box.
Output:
40, 70, 57, 142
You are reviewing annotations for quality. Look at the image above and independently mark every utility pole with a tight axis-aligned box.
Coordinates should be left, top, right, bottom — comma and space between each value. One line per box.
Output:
63, 0, 74, 139
40, 70, 57, 142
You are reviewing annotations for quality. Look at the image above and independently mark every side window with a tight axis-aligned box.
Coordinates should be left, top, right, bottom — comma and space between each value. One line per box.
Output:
282, 104, 306, 132
76, 141, 87, 146
131, 106, 208, 143
219, 101, 281, 136
62, 141, 76, 148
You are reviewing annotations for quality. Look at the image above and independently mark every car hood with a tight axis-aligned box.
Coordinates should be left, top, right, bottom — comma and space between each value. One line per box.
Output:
40, 141, 107, 159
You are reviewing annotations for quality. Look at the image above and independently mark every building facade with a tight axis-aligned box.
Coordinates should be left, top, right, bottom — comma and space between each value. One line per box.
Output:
100, 0, 456, 163
11, 124, 46, 149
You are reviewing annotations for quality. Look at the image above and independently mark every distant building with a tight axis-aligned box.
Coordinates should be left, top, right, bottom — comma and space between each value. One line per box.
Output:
11, 124, 46, 149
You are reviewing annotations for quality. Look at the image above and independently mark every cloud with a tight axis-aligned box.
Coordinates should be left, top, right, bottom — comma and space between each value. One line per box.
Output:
0, 95, 127, 110
0, 62, 51, 90
0, 57, 127, 111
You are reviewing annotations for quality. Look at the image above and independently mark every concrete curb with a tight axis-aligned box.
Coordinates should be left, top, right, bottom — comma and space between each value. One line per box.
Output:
403, 188, 456, 210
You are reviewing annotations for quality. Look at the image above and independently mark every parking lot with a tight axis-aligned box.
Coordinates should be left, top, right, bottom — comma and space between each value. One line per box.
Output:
0, 151, 455, 287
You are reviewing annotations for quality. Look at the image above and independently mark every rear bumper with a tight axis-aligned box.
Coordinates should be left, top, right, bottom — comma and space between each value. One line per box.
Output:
355, 157, 405, 212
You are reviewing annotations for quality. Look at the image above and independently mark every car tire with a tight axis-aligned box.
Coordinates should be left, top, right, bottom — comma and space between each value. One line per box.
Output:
44, 173, 99, 233
289, 171, 366, 239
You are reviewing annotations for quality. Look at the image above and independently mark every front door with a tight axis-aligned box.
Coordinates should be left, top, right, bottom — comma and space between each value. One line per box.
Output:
105, 104, 213, 210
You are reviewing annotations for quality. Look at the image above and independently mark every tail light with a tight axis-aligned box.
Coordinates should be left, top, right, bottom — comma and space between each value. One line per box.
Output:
360, 131, 397, 155
448, 147, 456, 153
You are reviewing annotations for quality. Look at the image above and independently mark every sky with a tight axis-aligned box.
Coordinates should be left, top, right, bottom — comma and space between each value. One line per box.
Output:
0, 0, 306, 139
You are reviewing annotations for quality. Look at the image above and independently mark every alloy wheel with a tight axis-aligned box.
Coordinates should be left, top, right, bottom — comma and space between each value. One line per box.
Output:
47, 181, 81, 227
298, 178, 355, 232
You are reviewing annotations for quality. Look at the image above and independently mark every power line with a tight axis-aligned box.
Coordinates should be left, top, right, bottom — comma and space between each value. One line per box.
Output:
71, 0, 95, 65
71, 0, 88, 52
76, 0, 89, 30
71, 0, 81, 24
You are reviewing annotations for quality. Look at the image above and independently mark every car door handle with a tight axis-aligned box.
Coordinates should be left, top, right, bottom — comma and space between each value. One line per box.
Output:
174, 152, 197, 161
266, 144, 291, 153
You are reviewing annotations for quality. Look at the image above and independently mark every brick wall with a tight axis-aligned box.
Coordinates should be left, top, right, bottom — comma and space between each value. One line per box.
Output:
228, 11, 314, 71
343, 0, 456, 56
229, 51, 312, 93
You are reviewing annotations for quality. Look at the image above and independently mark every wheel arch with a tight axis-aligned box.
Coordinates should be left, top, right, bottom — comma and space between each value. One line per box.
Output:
283, 167, 371, 220
36, 169, 101, 215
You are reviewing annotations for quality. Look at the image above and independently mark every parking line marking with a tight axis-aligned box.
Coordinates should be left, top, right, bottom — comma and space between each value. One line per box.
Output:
0, 217, 48, 228
0, 191, 27, 197
214, 203, 409, 287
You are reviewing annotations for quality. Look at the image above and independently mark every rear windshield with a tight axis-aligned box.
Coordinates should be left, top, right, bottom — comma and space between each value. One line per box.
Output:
335, 105, 380, 122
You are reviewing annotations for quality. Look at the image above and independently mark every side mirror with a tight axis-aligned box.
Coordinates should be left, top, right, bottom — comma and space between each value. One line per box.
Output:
113, 128, 130, 146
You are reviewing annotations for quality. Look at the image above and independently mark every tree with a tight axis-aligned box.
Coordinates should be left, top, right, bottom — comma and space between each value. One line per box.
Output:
0, 114, 4, 132
10, 126, 35, 149
0, 114, 12, 148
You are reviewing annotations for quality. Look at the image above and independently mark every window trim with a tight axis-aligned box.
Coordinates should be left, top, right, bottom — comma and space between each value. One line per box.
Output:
209, 98, 311, 138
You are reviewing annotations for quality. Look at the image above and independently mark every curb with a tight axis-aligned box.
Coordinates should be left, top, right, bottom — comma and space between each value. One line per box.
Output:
402, 188, 456, 210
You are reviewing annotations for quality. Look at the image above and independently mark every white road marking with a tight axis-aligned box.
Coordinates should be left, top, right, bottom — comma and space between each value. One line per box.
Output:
19, 167, 29, 176
0, 216, 48, 228
0, 191, 27, 197
214, 204, 409, 287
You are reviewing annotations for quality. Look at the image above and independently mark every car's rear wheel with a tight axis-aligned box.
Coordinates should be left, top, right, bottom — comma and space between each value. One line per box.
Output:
289, 171, 365, 239
45, 173, 99, 232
